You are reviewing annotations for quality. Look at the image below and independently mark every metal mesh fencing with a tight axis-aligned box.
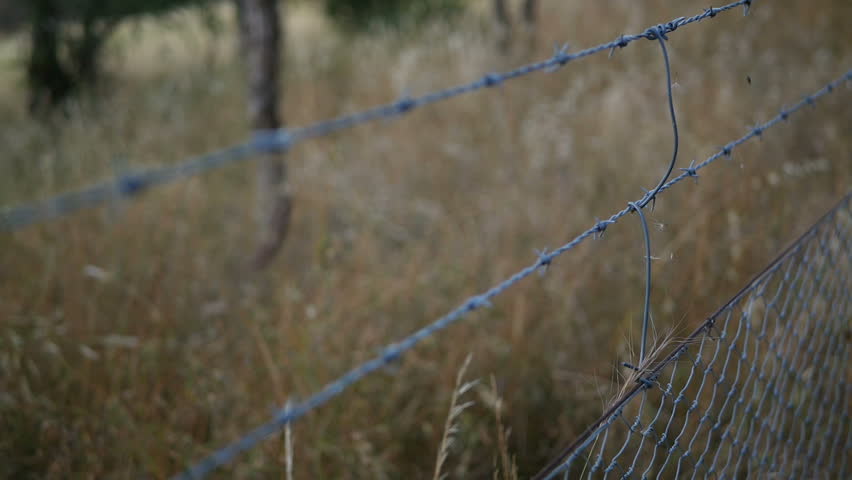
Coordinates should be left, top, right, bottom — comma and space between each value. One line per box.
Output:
536, 194, 851, 480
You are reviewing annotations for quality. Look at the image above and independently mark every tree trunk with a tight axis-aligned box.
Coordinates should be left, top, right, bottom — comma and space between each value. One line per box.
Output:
493, 0, 511, 53
73, 5, 116, 86
522, 0, 538, 51
236, 0, 291, 270
522, 0, 537, 27
27, 0, 75, 112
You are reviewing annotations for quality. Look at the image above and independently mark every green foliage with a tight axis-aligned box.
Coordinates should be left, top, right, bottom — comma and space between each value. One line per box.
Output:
53, 0, 213, 22
323, 0, 465, 33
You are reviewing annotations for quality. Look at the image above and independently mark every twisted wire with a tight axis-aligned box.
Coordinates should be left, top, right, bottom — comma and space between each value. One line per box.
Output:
630, 24, 678, 363
629, 201, 653, 363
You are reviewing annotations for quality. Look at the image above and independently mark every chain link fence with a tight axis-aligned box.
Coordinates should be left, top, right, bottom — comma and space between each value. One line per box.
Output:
536, 194, 851, 479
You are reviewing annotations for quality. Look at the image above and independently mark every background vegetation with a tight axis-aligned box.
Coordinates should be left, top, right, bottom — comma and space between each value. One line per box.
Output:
19, 0, 214, 111
1, 0, 850, 478
323, 0, 464, 32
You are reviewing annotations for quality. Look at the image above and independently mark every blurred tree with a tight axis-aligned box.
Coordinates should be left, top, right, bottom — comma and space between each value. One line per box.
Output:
25, 0, 211, 113
323, 0, 464, 32
494, 0, 510, 52
27, 0, 75, 112
235, 0, 291, 269
25, 0, 291, 266
0, 0, 28, 33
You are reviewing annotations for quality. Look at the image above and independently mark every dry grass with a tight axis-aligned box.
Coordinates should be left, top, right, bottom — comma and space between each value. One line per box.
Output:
1, 0, 850, 478
432, 354, 477, 480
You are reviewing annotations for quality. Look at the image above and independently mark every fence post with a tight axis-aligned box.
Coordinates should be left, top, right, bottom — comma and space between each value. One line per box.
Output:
236, 0, 291, 270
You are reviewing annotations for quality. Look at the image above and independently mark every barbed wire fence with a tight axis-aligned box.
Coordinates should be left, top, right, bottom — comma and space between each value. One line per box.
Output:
171, 71, 849, 480
0, 0, 756, 232
0, 0, 849, 478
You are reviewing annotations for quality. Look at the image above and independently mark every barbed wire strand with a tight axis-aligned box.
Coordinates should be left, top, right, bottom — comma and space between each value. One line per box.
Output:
0, 0, 754, 232
174, 69, 852, 480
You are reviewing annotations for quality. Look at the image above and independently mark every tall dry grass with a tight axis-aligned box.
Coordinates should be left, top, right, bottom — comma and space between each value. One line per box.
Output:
1, 0, 850, 478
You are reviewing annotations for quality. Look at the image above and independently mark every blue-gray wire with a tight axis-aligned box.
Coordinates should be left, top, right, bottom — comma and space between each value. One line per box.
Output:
629, 201, 653, 364
175, 69, 852, 480
632, 23, 679, 364
637, 27, 679, 210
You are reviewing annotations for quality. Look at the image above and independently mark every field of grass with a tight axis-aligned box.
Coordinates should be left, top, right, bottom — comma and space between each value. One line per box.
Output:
1, 0, 850, 478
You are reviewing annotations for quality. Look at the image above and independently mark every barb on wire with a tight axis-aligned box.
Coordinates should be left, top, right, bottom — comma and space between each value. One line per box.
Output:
174, 69, 851, 480
0, 0, 754, 232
